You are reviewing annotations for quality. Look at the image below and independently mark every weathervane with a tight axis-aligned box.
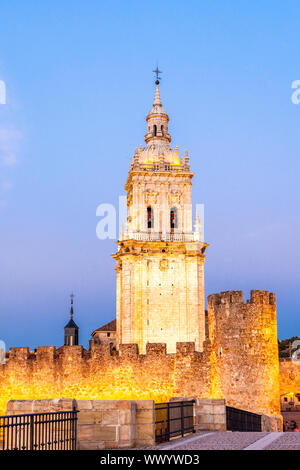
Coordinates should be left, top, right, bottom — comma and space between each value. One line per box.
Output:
153, 66, 162, 84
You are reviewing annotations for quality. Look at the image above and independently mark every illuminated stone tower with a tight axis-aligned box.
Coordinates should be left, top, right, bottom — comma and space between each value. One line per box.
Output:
113, 74, 208, 354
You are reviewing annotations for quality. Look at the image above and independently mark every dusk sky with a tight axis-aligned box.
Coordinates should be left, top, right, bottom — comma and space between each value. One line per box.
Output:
0, 1, 299, 350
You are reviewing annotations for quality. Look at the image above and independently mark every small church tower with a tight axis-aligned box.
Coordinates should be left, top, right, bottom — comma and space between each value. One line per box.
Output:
113, 71, 209, 354
64, 293, 79, 346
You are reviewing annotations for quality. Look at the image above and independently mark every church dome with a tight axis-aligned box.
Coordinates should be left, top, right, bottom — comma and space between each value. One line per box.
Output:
139, 143, 181, 165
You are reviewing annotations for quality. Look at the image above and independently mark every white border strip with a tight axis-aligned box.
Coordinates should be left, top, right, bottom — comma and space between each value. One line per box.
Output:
244, 432, 282, 450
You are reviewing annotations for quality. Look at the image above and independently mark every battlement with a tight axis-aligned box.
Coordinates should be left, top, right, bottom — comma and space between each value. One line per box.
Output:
208, 290, 276, 307
0, 315, 280, 419
5, 341, 207, 364
9, 347, 31, 360
249, 290, 276, 305
208, 291, 243, 306
0, 341, 212, 418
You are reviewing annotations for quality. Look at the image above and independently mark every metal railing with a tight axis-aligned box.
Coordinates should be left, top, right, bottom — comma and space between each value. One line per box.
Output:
226, 406, 261, 432
155, 400, 195, 443
0, 410, 78, 450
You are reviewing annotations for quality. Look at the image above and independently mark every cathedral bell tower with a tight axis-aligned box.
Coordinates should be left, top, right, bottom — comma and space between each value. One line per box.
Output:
113, 73, 208, 354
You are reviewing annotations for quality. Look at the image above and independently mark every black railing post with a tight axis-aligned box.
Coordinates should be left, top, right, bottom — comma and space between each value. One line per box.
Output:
192, 401, 196, 433
29, 414, 34, 450
181, 402, 184, 438
167, 403, 170, 442
74, 410, 78, 450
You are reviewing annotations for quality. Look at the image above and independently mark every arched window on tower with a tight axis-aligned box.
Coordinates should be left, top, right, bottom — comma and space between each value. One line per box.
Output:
153, 125, 157, 136
147, 206, 153, 229
161, 125, 164, 136
170, 207, 178, 230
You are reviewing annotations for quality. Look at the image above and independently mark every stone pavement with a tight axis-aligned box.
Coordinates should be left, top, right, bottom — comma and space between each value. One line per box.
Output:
264, 432, 300, 450
140, 432, 300, 450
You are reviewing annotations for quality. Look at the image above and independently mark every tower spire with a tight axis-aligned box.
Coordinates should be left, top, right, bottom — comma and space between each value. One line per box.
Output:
153, 82, 162, 107
70, 292, 74, 320
64, 293, 79, 346
144, 66, 171, 145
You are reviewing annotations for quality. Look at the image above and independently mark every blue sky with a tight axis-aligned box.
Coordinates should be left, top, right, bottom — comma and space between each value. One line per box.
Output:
0, 1, 299, 349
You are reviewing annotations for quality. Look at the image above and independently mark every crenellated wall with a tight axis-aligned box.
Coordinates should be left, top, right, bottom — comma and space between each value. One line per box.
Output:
207, 290, 281, 417
0, 342, 212, 418
0, 290, 283, 420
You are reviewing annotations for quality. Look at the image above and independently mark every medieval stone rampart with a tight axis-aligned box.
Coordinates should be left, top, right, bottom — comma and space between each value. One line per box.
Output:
0, 341, 211, 418
207, 290, 280, 416
0, 290, 283, 420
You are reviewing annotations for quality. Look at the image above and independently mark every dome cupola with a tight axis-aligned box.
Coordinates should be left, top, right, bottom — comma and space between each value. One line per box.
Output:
144, 79, 171, 145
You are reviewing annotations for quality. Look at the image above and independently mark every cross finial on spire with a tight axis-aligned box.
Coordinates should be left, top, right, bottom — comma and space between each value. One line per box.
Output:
70, 292, 75, 319
153, 66, 162, 84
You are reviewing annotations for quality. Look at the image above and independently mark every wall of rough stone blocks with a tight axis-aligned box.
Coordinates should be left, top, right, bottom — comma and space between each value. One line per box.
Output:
0, 342, 211, 419
0, 290, 285, 421
208, 290, 281, 417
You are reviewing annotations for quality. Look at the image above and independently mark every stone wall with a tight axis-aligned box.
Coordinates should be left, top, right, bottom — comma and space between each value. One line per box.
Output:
6, 399, 155, 449
77, 400, 136, 449
77, 399, 155, 449
6, 398, 76, 414
194, 398, 227, 432
0, 290, 284, 420
208, 290, 281, 417
0, 342, 211, 418
135, 400, 156, 447
279, 358, 300, 396
6, 398, 282, 449
261, 413, 282, 432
